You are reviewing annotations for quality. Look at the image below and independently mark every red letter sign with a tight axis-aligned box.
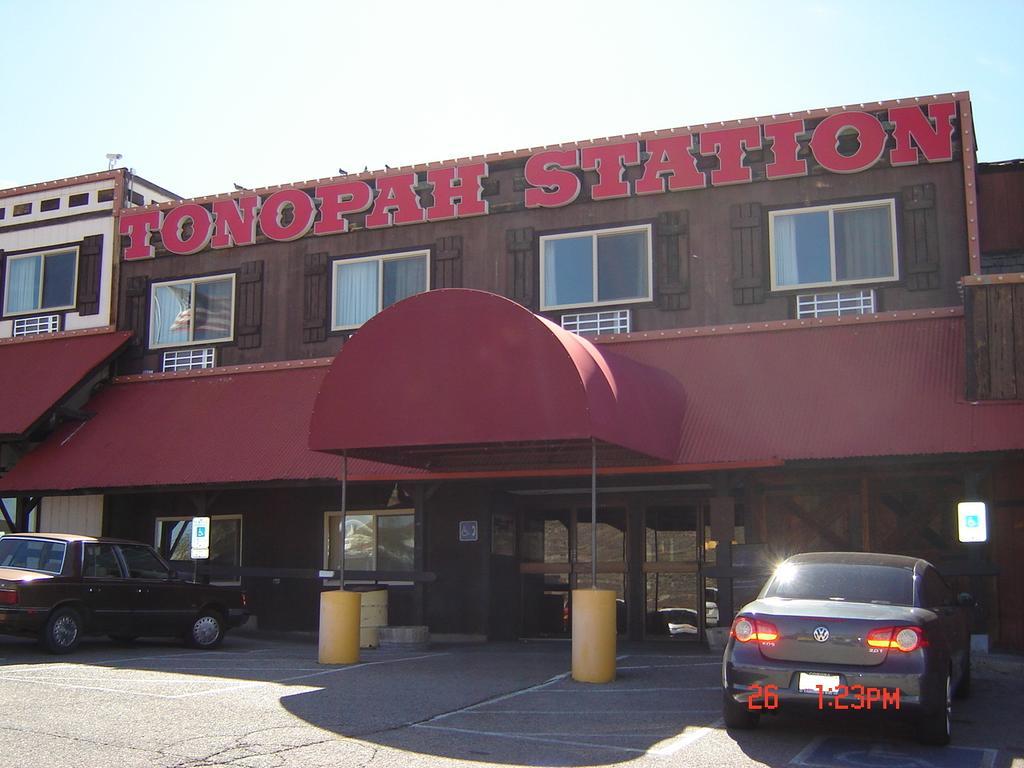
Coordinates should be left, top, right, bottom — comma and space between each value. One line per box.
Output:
636, 135, 705, 195
889, 102, 956, 166
162, 204, 213, 255
211, 195, 260, 249
810, 112, 887, 174
260, 190, 316, 241
699, 126, 761, 186
763, 120, 808, 180
426, 163, 489, 221
365, 173, 425, 228
524, 149, 581, 209
120, 209, 162, 261
580, 142, 640, 200
314, 181, 373, 236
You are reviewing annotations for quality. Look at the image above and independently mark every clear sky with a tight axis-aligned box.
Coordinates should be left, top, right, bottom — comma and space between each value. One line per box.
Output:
2, 0, 1022, 198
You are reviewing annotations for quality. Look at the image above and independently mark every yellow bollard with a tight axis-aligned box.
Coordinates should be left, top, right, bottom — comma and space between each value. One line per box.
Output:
318, 590, 361, 664
571, 589, 617, 683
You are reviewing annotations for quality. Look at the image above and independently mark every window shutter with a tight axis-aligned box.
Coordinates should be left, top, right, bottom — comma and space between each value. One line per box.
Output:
433, 235, 463, 289
303, 252, 329, 343
76, 234, 104, 316
731, 203, 765, 305
655, 211, 690, 310
120, 275, 149, 356
901, 183, 940, 291
506, 227, 537, 310
236, 260, 264, 349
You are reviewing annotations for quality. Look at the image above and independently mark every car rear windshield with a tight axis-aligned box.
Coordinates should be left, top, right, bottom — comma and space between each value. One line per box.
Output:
762, 563, 914, 606
0, 537, 67, 575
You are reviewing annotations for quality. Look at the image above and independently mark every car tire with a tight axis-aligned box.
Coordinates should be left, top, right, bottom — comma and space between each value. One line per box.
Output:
187, 611, 225, 650
723, 691, 760, 730
918, 672, 952, 746
954, 652, 971, 699
41, 606, 83, 654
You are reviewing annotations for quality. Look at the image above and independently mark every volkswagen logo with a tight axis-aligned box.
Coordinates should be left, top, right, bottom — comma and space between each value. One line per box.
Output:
813, 626, 830, 643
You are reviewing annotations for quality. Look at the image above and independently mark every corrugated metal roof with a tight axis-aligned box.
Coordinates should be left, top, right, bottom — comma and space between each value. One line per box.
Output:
610, 314, 1024, 463
0, 329, 130, 439
0, 364, 423, 494
2, 313, 1021, 495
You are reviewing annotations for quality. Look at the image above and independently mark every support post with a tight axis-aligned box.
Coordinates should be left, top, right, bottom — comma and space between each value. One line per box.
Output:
319, 451, 360, 664
572, 438, 616, 683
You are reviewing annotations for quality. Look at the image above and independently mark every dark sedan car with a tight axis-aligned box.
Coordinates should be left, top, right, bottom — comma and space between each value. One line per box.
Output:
722, 552, 970, 745
0, 533, 248, 654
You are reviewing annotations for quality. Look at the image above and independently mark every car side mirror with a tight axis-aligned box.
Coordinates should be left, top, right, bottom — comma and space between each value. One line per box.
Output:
957, 592, 975, 607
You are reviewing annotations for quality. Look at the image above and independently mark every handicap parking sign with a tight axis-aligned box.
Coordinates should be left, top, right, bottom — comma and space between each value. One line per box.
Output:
792, 737, 996, 768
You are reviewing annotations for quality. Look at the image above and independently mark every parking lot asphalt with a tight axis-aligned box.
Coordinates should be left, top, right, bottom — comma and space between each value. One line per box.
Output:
0, 634, 1021, 768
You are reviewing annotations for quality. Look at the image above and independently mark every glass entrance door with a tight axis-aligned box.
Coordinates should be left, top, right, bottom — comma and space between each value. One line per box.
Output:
520, 506, 627, 637
644, 505, 709, 641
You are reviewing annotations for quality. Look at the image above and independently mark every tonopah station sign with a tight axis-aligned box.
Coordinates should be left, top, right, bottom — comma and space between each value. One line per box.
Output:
120, 101, 958, 261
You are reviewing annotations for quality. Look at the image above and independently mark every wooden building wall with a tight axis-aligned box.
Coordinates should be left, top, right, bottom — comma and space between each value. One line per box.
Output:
116, 124, 969, 375
964, 281, 1024, 400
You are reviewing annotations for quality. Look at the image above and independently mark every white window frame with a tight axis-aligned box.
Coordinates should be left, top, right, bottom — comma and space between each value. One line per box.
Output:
154, 514, 243, 586
148, 273, 236, 350
3, 247, 79, 317
323, 508, 415, 585
768, 199, 899, 292
539, 223, 653, 312
330, 249, 430, 331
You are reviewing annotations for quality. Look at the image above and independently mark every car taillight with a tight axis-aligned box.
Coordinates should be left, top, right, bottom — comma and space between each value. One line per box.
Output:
0, 589, 18, 605
731, 616, 779, 643
866, 625, 925, 652
240, 592, 247, 608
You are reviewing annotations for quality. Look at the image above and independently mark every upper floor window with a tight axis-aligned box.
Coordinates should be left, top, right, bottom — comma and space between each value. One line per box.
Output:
332, 250, 428, 330
3, 249, 78, 316
150, 274, 235, 349
769, 200, 898, 291
540, 224, 652, 311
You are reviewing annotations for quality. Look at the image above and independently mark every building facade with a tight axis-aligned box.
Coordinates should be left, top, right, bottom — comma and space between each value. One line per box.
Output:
0, 170, 178, 535
2, 93, 1023, 650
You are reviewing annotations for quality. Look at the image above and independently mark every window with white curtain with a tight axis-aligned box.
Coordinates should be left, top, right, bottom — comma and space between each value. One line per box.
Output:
149, 274, 235, 348
540, 224, 652, 311
3, 249, 78, 316
332, 250, 428, 330
769, 200, 898, 291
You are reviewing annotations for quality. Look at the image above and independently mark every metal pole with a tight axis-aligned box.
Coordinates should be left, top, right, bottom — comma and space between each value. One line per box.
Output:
339, 451, 348, 591
591, 438, 597, 589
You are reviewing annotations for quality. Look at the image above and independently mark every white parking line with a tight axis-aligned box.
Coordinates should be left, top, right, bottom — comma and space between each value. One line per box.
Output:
414, 723, 654, 755
461, 709, 721, 714
529, 686, 722, 692
647, 720, 722, 757
0, 651, 446, 699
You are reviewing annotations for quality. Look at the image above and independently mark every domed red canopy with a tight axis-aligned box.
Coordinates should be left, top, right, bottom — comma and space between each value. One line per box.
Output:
309, 290, 684, 471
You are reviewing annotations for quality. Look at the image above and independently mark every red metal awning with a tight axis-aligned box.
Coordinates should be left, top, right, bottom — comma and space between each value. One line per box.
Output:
0, 362, 424, 495
0, 329, 131, 439
309, 290, 686, 471
606, 311, 1024, 463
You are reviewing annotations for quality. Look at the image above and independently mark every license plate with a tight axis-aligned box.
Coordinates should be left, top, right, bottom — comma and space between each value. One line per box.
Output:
799, 673, 841, 694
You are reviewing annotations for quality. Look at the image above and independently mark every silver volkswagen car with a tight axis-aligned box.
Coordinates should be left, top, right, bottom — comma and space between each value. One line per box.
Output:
722, 552, 971, 745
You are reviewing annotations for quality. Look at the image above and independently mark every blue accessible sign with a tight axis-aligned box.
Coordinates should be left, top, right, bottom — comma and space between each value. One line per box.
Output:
792, 737, 996, 768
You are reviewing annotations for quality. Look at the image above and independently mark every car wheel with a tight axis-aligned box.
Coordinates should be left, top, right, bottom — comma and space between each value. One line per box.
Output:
954, 652, 971, 699
918, 672, 952, 746
723, 691, 760, 730
41, 606, 83, 654
187, 611, 225, 649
